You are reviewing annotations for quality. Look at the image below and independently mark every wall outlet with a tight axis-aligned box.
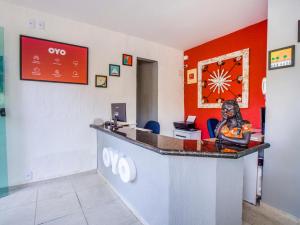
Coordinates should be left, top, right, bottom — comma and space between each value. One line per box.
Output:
25, 171, 33, 181
37, 20, 45, 30
27, 19, 36, 29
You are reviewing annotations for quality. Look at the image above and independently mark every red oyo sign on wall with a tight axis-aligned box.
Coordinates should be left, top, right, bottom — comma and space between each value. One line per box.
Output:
20, 36, 88, 84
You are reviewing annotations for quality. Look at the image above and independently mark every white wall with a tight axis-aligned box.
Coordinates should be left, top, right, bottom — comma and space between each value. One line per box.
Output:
0, 1, 184, 186
263, 0, 300, 218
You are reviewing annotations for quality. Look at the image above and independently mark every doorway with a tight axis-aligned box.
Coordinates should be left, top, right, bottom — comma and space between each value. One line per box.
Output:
136, 58, 158, 128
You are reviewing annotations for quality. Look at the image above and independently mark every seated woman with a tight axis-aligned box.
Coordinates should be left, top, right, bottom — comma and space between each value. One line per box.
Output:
215, 99, 251, 146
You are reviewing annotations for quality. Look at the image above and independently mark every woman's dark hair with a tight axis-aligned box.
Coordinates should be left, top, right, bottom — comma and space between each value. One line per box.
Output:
222, 99, 247, 128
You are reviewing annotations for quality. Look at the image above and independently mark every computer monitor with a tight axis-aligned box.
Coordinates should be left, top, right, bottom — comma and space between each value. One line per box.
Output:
111, 103, 127, 122
261, 107, 266, 134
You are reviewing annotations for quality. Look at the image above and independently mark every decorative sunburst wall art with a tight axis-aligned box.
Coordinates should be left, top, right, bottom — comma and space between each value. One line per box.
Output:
198, 48, 249, 108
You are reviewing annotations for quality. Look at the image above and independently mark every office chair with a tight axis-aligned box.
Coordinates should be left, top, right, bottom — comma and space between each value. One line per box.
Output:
144, 120, 160, 134
207, 118, 219, 138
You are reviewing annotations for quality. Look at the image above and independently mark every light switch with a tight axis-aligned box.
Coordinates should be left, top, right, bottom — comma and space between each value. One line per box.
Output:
27, 19, 36, 29
37, 20, 45, 30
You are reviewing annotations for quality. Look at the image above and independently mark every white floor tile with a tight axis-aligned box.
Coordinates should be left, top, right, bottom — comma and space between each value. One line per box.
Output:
37, 179, 74, 201
36, 192, 81, 225
41, 212, 87, 225
76, 184, 118, 210
0, 187, 37, 211
84, 199, 137, 225
0, 202, 35, 225
70, 173, 106, 192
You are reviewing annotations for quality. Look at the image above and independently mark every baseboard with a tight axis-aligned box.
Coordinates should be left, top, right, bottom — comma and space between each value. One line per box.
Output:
259, 202, 300, 225
8, 169, 97, 192
8, 168, 98, 188
96, 170, 149, 225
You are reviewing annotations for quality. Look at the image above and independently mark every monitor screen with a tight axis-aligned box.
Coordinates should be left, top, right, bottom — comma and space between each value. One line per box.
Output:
111, 103, 127, 122
261, 107, 266, 134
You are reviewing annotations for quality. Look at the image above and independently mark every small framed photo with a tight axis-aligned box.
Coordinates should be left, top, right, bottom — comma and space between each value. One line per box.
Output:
109, 64, 120, 76
122, 54, 133, 66
298, 20, 300, 42
95, 75, 107, 88
268, 45, 295, 70
187, 68, 197, 84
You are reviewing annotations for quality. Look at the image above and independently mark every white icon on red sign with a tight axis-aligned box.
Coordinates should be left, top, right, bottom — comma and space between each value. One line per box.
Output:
73, 60, 79, 66
32, 55, 40, 64
52, 69, 62, 77
72, 71, 79, 77
32, 67, 41, 76
53, 58, 62, 66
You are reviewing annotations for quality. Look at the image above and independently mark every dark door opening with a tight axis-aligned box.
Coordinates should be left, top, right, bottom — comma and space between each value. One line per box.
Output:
136, 58, 158, 128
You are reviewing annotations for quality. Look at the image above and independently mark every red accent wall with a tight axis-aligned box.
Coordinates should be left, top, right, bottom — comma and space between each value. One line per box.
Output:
184, 20, 267, 139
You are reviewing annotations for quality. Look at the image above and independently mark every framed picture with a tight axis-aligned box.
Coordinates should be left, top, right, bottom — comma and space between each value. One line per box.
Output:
109, 64, 120, 76
298, 20, 300, 42
268, 45, 295, 70
198, 48, 249, 108
95, 75, 107, 88
187, 68, 197, 84
122, 54, 133, 66
20, 35, 88, 84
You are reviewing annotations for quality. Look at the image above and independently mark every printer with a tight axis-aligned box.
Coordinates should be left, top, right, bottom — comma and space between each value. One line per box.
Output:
173, 116, 197, 131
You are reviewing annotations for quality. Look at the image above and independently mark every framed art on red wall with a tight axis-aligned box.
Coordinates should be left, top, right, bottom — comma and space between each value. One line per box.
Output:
198, 48, 249, 108
20, 35, 88, 85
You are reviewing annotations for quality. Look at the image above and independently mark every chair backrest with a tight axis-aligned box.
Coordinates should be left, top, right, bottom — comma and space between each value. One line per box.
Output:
144, 120, 160, 134
207, 118, 219, 138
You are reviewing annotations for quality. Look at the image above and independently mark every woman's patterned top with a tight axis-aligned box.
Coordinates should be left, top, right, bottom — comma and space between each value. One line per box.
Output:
220, 123, 252, 139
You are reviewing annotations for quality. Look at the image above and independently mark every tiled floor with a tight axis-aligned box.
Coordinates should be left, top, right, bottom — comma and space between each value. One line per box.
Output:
0, 171, 141, 225
242, 202, 299, 225
0, 171, 295, 225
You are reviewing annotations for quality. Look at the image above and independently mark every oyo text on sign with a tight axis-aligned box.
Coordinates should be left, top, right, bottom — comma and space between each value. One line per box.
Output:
102, 147, 136, 183
48, 48, 66, 56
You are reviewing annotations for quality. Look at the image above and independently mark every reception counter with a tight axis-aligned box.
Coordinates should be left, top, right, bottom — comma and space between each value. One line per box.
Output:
91, 124, 270, 225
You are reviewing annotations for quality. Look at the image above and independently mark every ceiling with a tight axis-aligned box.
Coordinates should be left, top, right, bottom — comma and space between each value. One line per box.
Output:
4, 0, 267, 50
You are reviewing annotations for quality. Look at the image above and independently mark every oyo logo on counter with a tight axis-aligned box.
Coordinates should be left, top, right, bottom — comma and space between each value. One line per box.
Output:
102, 147, 137, 183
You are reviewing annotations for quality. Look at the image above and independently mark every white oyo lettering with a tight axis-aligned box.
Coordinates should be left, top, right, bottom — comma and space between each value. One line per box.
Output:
102, 148, 136, 183
109, 151, 119, 175
118, 157, 136, 183
48, 48, 55, 54
54, 48, 60, 54
102, 147, 111, 167
48, 48, 66, 56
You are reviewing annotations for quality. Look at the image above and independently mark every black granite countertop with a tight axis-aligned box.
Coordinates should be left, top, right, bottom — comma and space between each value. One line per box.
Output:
90, 124, 270, 159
